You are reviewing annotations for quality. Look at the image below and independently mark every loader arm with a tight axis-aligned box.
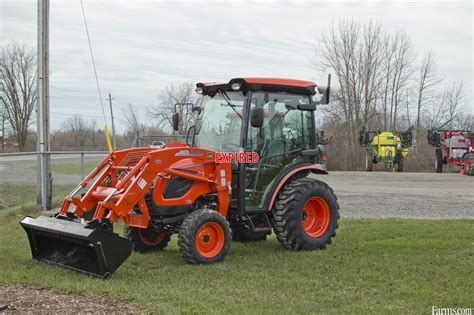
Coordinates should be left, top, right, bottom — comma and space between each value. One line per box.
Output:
20, 144, 231, 278
59, 145, 232, 228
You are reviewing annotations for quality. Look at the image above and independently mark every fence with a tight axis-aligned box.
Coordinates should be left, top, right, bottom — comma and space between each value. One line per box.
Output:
0, 151, 108, 211
0, 144, 449, 211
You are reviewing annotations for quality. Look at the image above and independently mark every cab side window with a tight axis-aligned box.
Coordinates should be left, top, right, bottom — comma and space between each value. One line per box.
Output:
247, 93, 313, 164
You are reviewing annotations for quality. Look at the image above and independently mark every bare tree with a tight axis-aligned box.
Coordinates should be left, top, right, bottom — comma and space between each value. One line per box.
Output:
122, 103, 144, 135
452, 113, 474, 130
0, 42, 37, 151
0, 107, 7, 150
89, 119, 97, 147
316, 20, 386, 143
148, 82, 198, 134
387, 32, 415, 130
425, 81, 464, 129
61, 114, 89, 148
415, 52, 440, 139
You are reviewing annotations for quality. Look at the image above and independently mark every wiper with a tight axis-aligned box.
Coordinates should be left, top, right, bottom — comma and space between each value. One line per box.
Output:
218, 89, 242, 119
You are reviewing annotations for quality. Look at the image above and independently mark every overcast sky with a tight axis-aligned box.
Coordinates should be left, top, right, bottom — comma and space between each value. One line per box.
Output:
1, 0, 473, 132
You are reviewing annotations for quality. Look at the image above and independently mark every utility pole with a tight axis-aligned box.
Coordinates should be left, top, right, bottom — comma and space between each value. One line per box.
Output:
36, 0, 51, 210
106, 92, 116, 149
1, 112, 4, 151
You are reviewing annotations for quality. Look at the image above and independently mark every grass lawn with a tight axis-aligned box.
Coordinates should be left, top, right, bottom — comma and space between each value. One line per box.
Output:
0, 184, 73, 210
0, 206, 472, 314
50, 161, 98, 175
29, 161, 99, 175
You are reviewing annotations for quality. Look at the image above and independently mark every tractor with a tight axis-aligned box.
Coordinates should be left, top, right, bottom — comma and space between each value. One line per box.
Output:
20, 77, 340, 278
359, 127, 413, 172
427, 129, 474, 175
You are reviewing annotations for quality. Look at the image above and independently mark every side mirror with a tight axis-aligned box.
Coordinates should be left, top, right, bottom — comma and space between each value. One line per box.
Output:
315, 74, 331, 105
297, 104, 316, 111
250, 107, 264, 128
172, 112, 179, 131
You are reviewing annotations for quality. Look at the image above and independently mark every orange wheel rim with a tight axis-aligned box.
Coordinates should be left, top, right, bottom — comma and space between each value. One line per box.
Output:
139, 229, 165, 246
302, 196, 330, 237
195, 222, 225, 258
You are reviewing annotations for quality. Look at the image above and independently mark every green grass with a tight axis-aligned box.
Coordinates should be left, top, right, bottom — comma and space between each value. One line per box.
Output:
0, 184, 73, 210
50, 161, 98, 175
30, 161, 98, 175
0, 207, 472, 314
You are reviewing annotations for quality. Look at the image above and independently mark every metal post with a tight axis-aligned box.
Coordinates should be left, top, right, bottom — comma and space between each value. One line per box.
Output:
1, 113, 4, 151
36, 0, 51, 210
80, 152, 85, 180
107, 92, 116, 149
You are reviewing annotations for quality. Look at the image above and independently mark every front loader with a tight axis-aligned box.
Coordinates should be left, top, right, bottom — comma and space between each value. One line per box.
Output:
21, 77, 339, 278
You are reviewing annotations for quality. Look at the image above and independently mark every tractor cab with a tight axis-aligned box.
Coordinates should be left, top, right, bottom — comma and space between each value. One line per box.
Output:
191, 78, 329, 214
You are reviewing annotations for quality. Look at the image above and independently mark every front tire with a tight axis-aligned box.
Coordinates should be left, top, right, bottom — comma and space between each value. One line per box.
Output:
178, 209, 231, 264
273, 177, 339, 250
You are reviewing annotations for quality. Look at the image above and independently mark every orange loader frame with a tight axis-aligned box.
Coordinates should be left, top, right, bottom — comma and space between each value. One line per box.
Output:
59, 142, 231, 228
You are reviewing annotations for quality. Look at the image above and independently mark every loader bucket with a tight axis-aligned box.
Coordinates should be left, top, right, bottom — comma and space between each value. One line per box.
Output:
20, 216, 132, 279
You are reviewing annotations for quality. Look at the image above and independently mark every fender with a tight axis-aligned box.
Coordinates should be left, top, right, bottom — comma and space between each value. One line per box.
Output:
266, 164, 328, 211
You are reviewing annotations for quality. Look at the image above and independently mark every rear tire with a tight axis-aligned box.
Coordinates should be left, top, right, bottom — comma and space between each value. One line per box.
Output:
273, 177, 339, 250
366, 150, 373, 172
124, 225, 171, 253
397, 158, 404, 172
435, 148, 443, 173
178, 209, 231, 264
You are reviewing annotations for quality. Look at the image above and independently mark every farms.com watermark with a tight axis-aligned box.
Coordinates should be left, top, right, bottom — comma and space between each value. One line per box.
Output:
432, 306, 472, 315
215, 152, 259, 164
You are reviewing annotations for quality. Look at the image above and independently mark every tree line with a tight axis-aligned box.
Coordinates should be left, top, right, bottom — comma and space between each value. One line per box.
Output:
315, 20, 472, 144
1, 20, 472, 165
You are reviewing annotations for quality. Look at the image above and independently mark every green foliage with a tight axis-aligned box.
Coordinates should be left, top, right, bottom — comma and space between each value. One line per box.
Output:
0, 209, 472, 314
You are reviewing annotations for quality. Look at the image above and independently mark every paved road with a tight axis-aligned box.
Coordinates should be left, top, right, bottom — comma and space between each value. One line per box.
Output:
1, 155, 473, 219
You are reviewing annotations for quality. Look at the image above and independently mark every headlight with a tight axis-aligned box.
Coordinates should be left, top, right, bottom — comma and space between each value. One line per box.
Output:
231, 82, 241, 91
195, 87, 203, 94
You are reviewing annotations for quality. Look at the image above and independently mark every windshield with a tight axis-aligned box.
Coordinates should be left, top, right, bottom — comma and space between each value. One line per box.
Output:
194, 92, 245, 151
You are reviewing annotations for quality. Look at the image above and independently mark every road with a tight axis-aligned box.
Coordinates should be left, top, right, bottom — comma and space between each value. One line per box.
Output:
1, 155, 473, 219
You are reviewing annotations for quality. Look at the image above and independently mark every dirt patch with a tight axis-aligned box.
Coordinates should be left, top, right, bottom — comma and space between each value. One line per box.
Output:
0, 286, 138, 314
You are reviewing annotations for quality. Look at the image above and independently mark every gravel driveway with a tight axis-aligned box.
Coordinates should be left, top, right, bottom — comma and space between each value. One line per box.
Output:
317, 171, 474, 219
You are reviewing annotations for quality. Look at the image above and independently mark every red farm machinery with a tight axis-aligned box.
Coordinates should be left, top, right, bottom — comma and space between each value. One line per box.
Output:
427, 129, 474, 175
20, 77, 339, 278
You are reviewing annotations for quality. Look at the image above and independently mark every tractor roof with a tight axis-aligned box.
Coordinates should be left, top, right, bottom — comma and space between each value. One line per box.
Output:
196, 78, 318, 96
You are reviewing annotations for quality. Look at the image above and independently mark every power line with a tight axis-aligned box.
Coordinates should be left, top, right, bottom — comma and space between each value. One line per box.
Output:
50, 111, 128, 123
50, 85, 96, 93
50, 91, 97, 101
80, 0, 108, 125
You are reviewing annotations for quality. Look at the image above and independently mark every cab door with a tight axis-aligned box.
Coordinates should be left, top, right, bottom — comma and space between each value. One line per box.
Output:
243, 92, 315, 212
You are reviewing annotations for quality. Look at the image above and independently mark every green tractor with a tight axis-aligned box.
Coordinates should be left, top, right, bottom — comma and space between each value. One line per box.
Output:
359, 127, 413, 172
